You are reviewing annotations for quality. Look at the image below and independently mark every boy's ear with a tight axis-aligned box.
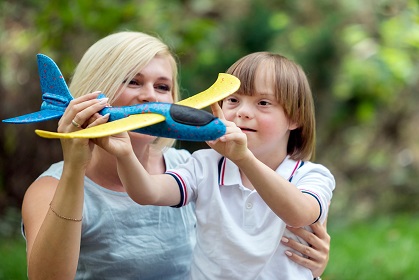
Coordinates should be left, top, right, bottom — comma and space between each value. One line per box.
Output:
288, 120, 299, 131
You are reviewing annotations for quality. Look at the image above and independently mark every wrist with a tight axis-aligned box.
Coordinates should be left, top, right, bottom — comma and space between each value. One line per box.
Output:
116, 150, 139, 172
232, 149, 255, 167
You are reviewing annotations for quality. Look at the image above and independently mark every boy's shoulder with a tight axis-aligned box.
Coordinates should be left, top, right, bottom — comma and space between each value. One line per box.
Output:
191, 148, 223, 161
295, 159, 334, 181
300, 159, 331, 171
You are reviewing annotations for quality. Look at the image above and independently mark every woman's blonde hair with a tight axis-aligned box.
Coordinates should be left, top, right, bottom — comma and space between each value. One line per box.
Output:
226, 52, 316, 161
69, 31, 179, 149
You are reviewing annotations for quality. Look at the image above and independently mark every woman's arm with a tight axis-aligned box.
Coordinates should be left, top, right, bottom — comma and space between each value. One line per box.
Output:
23, 170, 85, 280
22, 92, 109, 280
281, 222, 330, 278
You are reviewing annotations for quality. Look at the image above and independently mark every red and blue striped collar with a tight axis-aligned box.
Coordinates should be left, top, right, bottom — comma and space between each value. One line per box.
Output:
217, 156, 305, 186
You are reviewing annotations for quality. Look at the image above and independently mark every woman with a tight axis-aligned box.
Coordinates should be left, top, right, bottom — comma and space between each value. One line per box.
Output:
21, 31, 329, 279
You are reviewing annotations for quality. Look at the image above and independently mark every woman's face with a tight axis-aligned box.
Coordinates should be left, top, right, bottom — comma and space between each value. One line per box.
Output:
112, 56, 174, 107
112, 56, 175, 144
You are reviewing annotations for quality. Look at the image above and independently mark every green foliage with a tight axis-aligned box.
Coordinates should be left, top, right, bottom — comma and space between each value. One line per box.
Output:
0, 237, 26, 280
324, 214, 419, 279
3, 0, 419, 217
1, 214, 418, 279
1, 1, 419, 277
0, 207, 26, 280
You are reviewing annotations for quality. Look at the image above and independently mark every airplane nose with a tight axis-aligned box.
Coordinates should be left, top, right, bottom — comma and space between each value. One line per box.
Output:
170, 104, 215, 125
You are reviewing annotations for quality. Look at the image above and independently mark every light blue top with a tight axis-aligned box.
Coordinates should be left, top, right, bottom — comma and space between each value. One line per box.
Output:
26, 148, 196, 280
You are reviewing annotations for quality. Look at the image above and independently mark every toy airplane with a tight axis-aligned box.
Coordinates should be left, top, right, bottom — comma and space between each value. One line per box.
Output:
2, 54, 240, 141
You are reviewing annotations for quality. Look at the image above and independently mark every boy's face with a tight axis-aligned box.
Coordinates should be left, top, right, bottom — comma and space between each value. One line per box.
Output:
221, 68, 298, 160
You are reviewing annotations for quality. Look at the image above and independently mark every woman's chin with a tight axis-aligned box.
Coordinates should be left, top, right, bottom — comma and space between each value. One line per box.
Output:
128, 132, 157, 144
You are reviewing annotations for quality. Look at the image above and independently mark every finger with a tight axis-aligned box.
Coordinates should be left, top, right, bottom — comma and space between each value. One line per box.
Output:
286, 226, 314, 242
205, 138, 219, 147
58, 91, 107, 125
210, 103, 226, 120
284, 250, 317, 271
309, 222, 330, 242
287, 227, 324, 254
86, 112, 109, 127
72, 91, 102, 104
281, 236, 319, 260
86, 113, 110, 128
68, 98, 109, 129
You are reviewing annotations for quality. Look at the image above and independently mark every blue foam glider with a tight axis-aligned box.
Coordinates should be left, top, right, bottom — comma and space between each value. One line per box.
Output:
2, 54, 240, 141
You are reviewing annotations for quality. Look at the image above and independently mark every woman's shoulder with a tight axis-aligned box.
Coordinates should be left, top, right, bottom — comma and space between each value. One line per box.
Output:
37, 161, 64, 180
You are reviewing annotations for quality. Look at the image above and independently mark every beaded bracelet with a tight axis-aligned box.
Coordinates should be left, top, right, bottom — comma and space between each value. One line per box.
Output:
49, 203, 82, 222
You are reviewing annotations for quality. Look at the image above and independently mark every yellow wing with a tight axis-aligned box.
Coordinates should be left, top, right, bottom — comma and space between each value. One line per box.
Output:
36, 113, 164, 139
35, 73, 240, 139
177, 73, 240, 108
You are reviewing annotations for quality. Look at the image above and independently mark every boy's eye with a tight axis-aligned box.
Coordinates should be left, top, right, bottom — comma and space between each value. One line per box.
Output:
259, 100, 271, 106
227, 97, 239, 103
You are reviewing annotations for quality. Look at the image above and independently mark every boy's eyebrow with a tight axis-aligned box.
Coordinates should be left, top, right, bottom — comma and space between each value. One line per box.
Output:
255, 92, 275, 97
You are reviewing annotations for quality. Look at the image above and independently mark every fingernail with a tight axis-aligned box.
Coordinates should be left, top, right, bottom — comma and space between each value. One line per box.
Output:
285, 251, 292, 257
102, 113, 110, 119
281, 237, 289, 243
92, 91, 102, 94
99, 98, 109, 104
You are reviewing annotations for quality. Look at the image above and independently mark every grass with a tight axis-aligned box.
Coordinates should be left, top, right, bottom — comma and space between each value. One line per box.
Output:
0, 237, 26, 280
0, 214, 418, 279
323, 214, 419, 279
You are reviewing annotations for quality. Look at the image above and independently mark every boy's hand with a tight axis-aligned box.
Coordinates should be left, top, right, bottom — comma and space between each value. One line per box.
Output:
206, 103, 250, 162
92, 131, 133, 158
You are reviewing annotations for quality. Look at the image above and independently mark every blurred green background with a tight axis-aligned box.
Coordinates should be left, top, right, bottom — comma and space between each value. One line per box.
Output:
1, 0, 419, 279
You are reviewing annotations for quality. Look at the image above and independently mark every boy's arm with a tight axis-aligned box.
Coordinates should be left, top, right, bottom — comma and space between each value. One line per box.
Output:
207, 103, 323, 227
235, 153, 321, 227
116, 151, 181, 206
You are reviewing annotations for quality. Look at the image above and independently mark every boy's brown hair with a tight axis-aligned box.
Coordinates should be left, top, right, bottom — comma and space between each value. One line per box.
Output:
226, 52, 315, 161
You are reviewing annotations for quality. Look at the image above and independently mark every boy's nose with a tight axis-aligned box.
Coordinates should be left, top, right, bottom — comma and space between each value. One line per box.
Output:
237, 104, 252, 119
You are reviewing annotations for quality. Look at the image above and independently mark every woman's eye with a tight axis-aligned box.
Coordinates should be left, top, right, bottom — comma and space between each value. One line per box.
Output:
128, 80, 141, 86
156, 84, 171, 92
123, 79, 141, 86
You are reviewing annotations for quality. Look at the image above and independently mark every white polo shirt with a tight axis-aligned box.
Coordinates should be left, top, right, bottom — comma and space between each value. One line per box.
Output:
167, 149, 334, 280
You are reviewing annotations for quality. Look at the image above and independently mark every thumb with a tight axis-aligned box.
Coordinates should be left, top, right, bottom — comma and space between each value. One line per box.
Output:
211, 103, 225, 120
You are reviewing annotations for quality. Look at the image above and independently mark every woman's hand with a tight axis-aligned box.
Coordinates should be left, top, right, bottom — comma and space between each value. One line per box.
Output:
281, 221, 330, 278
58, 92, 110, 168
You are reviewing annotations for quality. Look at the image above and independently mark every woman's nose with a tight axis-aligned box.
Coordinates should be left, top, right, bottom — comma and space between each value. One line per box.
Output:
138, 84, 157, 103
